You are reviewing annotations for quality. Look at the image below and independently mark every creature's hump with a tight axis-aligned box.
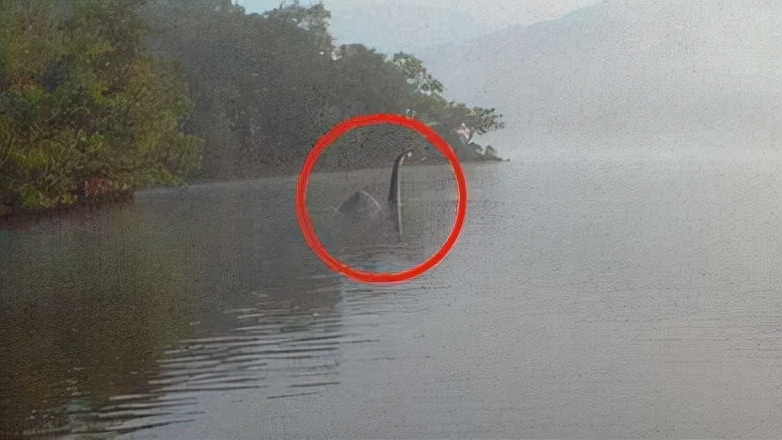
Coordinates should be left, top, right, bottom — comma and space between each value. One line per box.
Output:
338, 190, 382, 215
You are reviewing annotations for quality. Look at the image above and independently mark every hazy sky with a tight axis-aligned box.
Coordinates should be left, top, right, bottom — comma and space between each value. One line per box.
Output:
237, 0, 600, 53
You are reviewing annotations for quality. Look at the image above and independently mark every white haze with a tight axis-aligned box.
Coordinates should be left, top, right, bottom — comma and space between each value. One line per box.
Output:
416, 0, 781, 160
238, 0, 601, 53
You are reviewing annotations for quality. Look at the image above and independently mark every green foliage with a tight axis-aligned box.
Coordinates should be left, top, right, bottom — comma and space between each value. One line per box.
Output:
261, 0, 333, 53
0, 0, 504, 214
142, 0, 504, 177
391, 52, 444, 96
0, 0, 200, 213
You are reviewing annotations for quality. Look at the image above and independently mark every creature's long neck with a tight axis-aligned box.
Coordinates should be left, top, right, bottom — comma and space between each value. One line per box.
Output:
388, 151, 409, 206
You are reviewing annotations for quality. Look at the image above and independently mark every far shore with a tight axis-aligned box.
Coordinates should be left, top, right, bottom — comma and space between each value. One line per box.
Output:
170, 153, 507, 185
0, 156, 507, 228
0, 191, 134, 231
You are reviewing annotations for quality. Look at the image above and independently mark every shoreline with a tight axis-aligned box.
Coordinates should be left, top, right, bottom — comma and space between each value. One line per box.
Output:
0, 191, 134, 231
172, 155, 507, 185
0, 158, 507, 229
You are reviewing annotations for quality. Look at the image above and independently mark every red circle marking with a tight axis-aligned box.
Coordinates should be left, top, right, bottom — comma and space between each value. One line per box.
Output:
295, 113, 468, 284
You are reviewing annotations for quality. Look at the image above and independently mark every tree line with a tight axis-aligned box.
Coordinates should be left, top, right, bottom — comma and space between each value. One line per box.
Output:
0, 0, 504, 214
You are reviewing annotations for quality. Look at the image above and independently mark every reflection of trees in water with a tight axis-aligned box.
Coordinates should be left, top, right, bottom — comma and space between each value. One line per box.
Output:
131, 181, 346, 424
0, 210, 194, 436
0, 179, 344, 436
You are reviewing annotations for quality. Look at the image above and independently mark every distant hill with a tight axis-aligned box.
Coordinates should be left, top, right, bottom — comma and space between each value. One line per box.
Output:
329, 3, 491, 54
417, 0, 782, 152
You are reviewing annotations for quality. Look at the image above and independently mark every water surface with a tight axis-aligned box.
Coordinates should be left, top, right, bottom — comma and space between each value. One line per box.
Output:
1, 151, 780, 438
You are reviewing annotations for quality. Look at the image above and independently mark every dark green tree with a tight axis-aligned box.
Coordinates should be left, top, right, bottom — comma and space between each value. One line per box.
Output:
140, 0, 505, 178
0, 0, 200, 213
391, 52, 444, 96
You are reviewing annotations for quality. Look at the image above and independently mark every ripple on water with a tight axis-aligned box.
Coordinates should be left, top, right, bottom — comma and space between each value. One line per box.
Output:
60, 267, 450, 437
12, 281, 351, 437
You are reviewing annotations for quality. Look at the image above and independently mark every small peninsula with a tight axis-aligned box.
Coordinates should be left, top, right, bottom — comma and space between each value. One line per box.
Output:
0, 0, 505, 219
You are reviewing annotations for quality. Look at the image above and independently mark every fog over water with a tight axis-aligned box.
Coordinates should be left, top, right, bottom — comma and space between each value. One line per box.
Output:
1, 0, 780, 438
2, 154, 780, 437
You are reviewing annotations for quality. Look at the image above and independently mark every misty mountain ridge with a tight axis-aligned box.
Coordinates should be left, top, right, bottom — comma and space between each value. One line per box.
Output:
330, 3, 493, 54
417, 0, 781, 151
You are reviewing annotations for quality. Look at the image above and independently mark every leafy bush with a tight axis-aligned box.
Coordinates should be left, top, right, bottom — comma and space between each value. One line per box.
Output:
0, 0, 200, 213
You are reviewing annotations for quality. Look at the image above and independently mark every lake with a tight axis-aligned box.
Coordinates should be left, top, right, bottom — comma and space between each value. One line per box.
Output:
1, 150, 780, 438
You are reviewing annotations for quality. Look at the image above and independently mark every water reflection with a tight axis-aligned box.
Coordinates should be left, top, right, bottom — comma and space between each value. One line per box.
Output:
2, 155, 780, 438
0, 177, 354, 436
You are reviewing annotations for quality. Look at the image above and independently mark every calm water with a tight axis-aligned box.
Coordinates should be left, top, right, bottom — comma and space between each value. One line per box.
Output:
1, 151, 780, 438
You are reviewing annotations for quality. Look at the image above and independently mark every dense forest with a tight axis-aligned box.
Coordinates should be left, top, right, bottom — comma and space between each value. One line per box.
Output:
0, 0, 504, 214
